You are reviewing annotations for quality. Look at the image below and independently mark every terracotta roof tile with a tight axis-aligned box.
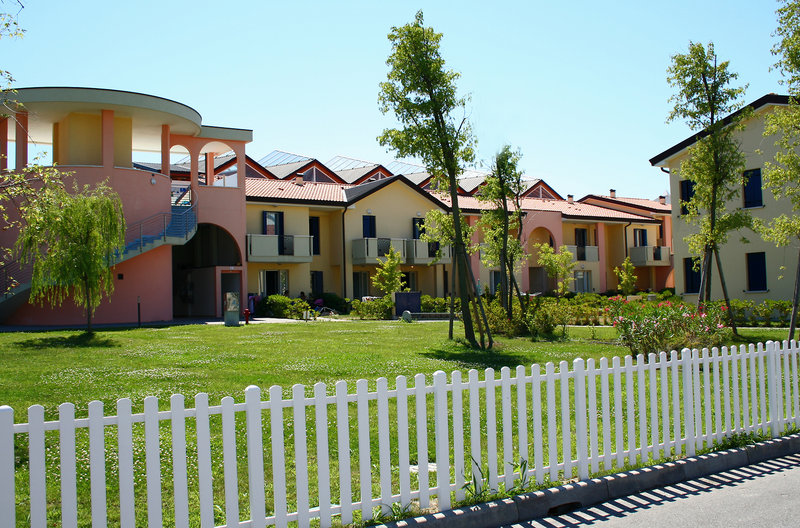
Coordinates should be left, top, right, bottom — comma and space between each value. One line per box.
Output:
246, 178, 348, 203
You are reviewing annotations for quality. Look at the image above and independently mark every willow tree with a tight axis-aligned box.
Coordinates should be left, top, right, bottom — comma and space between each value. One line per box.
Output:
16, 182, 126, 332
378, 10, 488, 348
760, 0, 800, 340
477, 145, 527, 318
666, 41, 749, 331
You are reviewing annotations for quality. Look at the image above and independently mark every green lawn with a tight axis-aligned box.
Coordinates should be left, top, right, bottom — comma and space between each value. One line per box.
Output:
0, 321, 790, 527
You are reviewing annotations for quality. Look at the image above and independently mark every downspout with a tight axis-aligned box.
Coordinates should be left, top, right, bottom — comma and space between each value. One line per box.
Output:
623, 221, 632, 258
341, 207, 347, 298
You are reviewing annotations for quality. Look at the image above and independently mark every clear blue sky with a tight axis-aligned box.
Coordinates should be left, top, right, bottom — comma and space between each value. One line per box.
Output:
2, 0, 785, 200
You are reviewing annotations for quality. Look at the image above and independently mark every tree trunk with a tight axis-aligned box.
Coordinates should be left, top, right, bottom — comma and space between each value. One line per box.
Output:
465, 250, 493, 350
714, 247, 738, 336
448, 260, 455, 340
85, 280, 93, 334
789, 245, 800, 342
696, 248, 712, 309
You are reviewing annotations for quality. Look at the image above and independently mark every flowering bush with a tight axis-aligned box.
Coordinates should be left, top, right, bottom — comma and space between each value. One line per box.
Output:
609, 298, 730, 354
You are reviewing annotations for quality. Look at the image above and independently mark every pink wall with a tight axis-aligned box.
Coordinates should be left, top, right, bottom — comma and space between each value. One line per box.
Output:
7, 244, 173, 326
520, 210, 563, 292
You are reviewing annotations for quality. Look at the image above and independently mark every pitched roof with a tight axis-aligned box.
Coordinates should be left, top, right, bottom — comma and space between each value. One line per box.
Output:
246, 178, 348, 204
579, 194, 671, 213
649, 93, 790, 166
434, 194, 657, 222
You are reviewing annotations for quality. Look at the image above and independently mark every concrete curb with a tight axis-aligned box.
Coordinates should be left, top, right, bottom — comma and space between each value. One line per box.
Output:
380, 433, 800, 528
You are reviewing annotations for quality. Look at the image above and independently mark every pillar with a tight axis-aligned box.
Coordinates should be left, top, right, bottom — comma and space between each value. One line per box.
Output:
161, 124, 170, 176
0, 117, 7, 171
14, 111, 27, 172
101, 109, 114, 169
597, 222, 607, 292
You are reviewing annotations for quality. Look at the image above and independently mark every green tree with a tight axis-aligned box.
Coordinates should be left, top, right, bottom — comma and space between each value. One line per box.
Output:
666, 41, 749, 331
759, 0, 800, 340
477, 145, 527, 318
378, 10, 490, 348
614, 256, 638, 296
372, 246, 405, 296
534, 243, 575, 299
16, 181, 126, 333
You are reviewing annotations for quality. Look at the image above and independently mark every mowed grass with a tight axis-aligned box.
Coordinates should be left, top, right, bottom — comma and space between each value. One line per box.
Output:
0, 321, 789, 417
0, 320, 791, 527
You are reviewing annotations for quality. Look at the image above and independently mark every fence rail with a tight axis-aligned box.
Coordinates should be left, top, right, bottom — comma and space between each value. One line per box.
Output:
2, 341, 799, 528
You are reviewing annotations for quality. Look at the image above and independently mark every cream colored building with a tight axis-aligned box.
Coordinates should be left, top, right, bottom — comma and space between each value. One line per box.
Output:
650, 93, 797, 303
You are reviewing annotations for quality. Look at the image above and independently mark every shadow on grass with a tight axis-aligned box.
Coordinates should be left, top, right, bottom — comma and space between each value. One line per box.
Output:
419, 343, 528, 370
17, 333, 120, 350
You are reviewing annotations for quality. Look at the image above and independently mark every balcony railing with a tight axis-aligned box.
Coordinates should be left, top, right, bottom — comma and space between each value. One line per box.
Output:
247, 234, 313, 263
405, 239, 452, 264
565, 245, 599, 262
352, 238, 406, 265
629, 246, 671, 267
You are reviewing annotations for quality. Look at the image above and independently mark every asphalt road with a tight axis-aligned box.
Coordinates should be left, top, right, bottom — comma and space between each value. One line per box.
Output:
503, 452, 800, 528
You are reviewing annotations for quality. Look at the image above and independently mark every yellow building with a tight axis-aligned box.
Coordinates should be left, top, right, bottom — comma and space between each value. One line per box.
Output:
244, 174, 451, 301
650, 93, 796, 303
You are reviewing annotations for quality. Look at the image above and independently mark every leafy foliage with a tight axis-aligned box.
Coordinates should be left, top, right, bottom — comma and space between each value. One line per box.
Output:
372, 246, 405, 295
534, 243, 575, 298
350, 296, 393, 320
378, 10, 485, 348
15, 181, 126, 332
613, 256, 638, 296
666, 41, 749, 321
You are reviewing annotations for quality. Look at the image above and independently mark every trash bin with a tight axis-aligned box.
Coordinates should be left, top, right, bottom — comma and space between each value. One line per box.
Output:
224, 292, 240, 327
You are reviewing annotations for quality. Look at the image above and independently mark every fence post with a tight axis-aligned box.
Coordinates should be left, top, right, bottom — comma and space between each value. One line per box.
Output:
682, 349, 696, 456
245, 386, 266, 528
766, 341, 781, 438
433, 370, 451, 512
0, 406, 14, 528
574, 359, 589, 481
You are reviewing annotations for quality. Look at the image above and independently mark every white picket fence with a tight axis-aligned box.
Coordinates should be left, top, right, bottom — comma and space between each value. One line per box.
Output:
2, 340, 799, 528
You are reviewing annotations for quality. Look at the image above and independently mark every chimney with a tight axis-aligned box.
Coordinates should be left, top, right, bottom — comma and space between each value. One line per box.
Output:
567, 194, 574, 204
659, 195, 666, 205
609, 189, 616, 198
294, 175, 304, 186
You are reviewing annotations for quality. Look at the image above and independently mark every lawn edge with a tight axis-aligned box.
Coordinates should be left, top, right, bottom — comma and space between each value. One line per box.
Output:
377, 432, 800, 528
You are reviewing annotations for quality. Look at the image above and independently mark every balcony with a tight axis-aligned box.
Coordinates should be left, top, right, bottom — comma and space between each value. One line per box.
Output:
565, 245, 599, 262
405, 239, 452, 265
247, 234, 313, 263
352, 238, 406, 265
629, 246, 671, 267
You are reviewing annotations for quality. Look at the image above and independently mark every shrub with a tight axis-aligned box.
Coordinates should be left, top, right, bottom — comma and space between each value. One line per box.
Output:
351, 296, 393, 320
316, 292, 350, 314
728, 299, 753, 326
610, 298, 730, 354
484, 297, 528, 337
526, 298, 571, 339
420, 294, 460, 313
752, 301, 775, 327
258, 294, 293, 318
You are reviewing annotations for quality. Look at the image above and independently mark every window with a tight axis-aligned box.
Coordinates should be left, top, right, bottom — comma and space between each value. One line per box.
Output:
262, 211, 284, 236
633, 228, 648, 247
679, 179, 695, 215
743, 168, 763, 208
362, 215, 376, 238
575, 228, 588, 247
309, 216, 320, 255
412, 217, 425, 239
402, 271, 418, 291
258, 269, 288, 296
746, 252, 767, 291
310, 270, 323, 294
353, 271, 370, 300
574, 270, 592, 293
490, 270, 502, 294
683, 258, 701, 294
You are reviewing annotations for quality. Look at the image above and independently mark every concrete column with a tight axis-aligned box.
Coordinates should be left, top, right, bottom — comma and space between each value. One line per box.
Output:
204, 153, 214, 186
15, 111, 28, 172
101, 109, 114, 169
597, 222, 607, 292
161, 124, 170, 176
0, 117, 7, 171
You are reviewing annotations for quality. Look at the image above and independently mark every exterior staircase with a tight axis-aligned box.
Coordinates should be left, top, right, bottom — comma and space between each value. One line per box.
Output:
0, 196, 198, 323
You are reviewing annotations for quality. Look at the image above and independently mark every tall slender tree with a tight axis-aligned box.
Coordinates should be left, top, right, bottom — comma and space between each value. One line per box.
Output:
666, 41, 750, 331
477, 145, 527, 318
16, 182, 126, 333
760, 0, 800, 340
378, 10, 489, 348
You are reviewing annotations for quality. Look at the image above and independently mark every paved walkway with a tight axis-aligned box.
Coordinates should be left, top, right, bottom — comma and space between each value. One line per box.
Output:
503, 452, 800, 528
